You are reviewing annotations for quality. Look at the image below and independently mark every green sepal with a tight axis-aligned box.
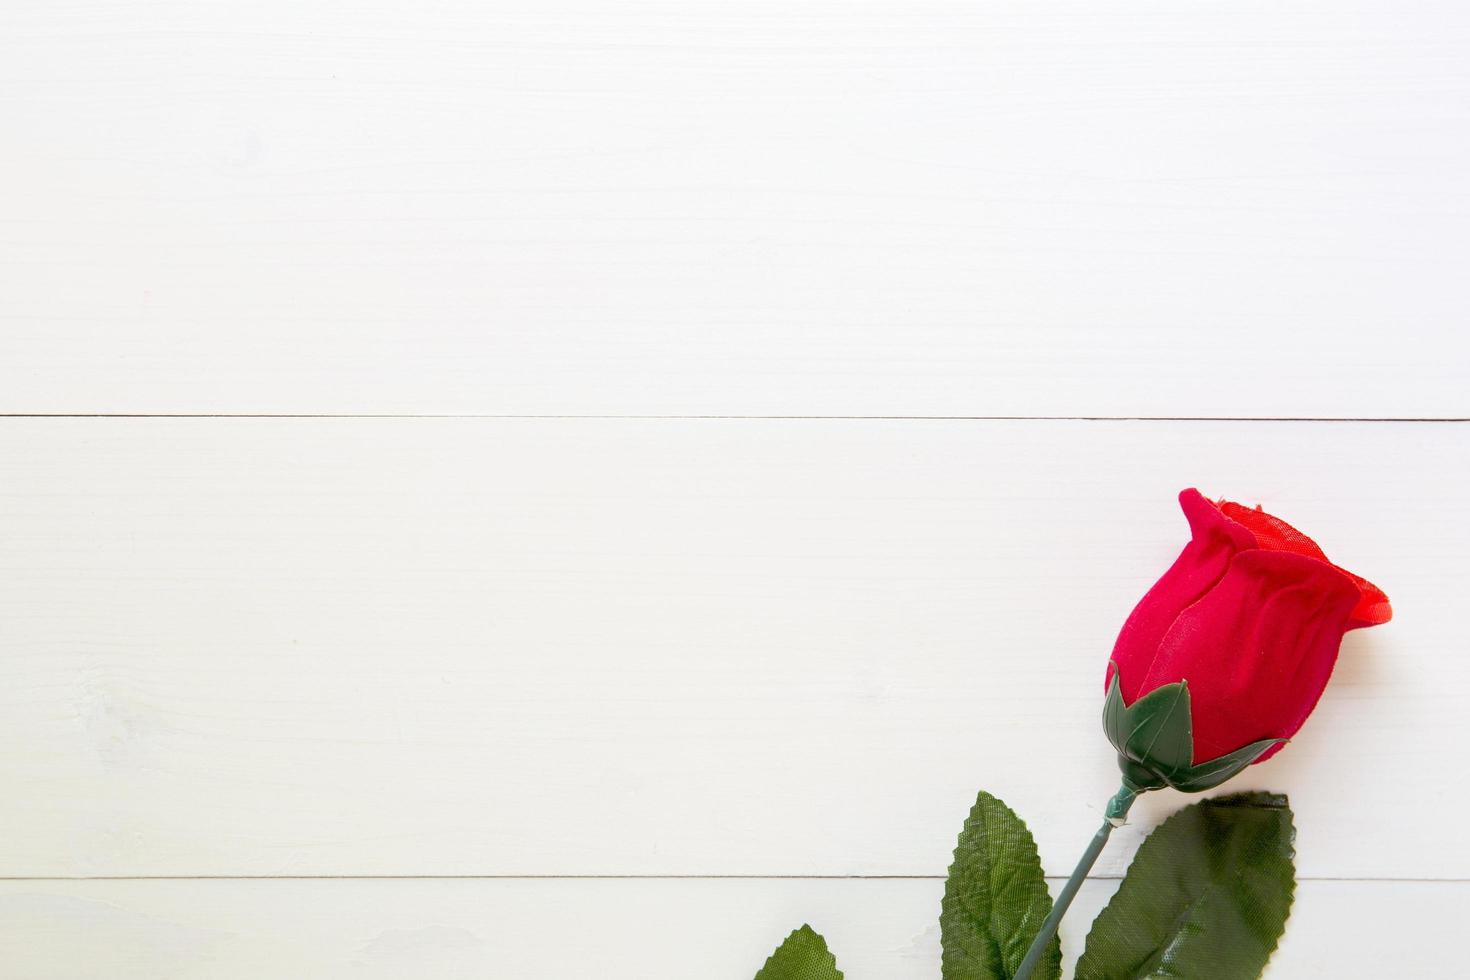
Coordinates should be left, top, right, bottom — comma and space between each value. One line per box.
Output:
1169, 735, 1282, 792
1102, 665, 1282, 794
753, 925, 843, 980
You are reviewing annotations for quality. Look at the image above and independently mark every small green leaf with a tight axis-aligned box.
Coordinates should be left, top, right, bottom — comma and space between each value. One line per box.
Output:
1075, 792, 1297, 980
754, 925, 843, 980
942, 791, 1060, 980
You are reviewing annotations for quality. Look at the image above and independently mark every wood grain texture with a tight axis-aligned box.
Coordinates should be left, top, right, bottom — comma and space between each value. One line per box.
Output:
4, 2, 1462, 973
0, 878, 1455, 978
2, 1, 1467, 417
2, 418, 1464, 879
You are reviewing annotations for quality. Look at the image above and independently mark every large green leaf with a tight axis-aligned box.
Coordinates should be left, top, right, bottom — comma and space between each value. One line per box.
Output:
753, 925, 843, 980
942, 791, 1060, 980
1075, 792, 1296, 980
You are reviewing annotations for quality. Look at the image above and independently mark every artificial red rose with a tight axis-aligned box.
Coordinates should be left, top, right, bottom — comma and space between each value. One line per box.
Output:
1106, 489, 1389, 771
1017, 489, 1388, 980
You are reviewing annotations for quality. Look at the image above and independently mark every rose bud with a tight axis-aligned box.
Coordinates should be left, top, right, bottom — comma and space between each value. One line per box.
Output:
1102, 488, 1391, 797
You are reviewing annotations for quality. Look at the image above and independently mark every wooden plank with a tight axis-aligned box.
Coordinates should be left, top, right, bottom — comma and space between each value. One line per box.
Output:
0, 877, 1452, 978
2, 2, 1467, 417
0, 418, 1464, 877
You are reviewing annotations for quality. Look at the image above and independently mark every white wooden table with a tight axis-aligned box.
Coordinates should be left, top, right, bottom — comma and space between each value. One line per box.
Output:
2, 3, 1466, 976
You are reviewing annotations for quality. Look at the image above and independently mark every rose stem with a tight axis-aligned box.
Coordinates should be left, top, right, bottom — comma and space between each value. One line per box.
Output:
1011, 784, 1140, 980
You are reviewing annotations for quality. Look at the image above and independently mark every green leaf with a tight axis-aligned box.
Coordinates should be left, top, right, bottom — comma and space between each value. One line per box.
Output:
1075, 792, 1297, 980
753, 925, 843, 980
942, 791, 1060, 980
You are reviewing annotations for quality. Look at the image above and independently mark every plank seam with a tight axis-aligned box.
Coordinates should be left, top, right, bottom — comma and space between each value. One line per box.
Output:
0, 875, 1461, 884
0, 415, 1464, 423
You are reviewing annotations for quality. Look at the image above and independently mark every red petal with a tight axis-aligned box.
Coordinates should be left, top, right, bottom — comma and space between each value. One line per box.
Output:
1107, 489, 1257, 700
1141, 549, 1360, 764
1219, 500, 1391, 629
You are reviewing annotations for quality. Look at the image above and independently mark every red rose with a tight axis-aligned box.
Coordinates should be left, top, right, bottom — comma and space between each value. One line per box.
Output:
1106, 489, 1390, 776
1015, 489, 1391, 980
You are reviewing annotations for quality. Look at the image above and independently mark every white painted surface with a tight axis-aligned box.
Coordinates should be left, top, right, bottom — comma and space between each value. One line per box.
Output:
1, 418, 1464, 882
0, 878, 1451, 979
2, 1, 1468, 417
4, 2, 1467, 975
